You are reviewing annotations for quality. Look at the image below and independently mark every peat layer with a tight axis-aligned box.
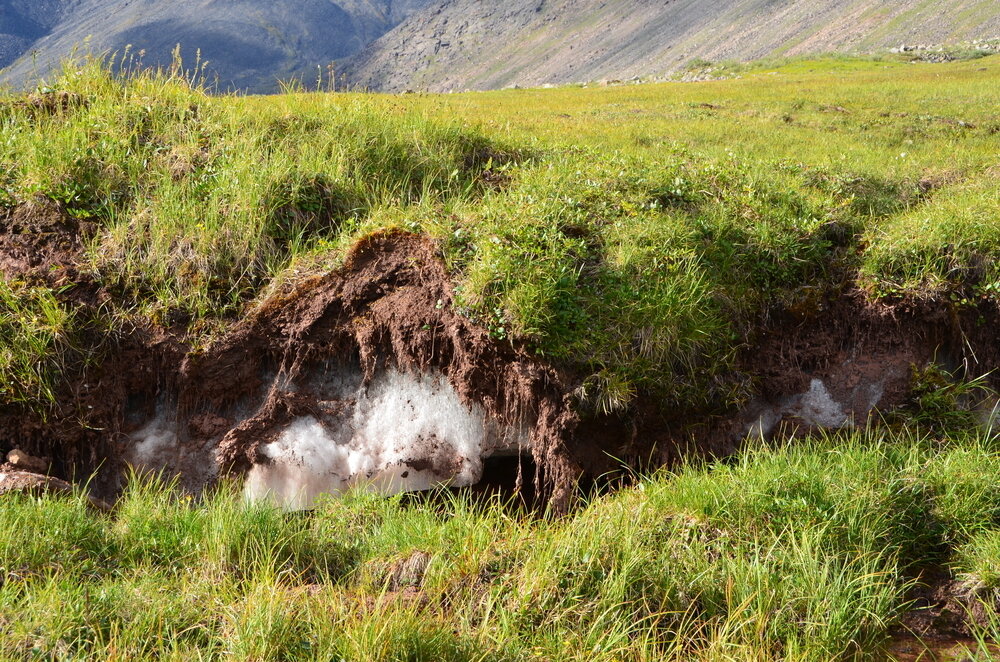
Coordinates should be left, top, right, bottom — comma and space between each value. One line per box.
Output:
1, 199, 999, 509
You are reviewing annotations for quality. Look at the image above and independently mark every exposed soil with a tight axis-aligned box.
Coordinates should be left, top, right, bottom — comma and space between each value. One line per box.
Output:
0, 199, 581, 506
1, 198, 999, 518
0, 469, 111, 511
576, 289, 1000, 484
179, 229, 581, 509
0, 195, 94, 284
0, 92, 87, 121
741, 294, 950, 431
0, 197, 181, 492
888, 568, 1000, 661
899, 570, 1000, 640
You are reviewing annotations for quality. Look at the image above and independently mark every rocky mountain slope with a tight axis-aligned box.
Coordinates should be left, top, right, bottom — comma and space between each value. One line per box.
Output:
0, 0, 433, 93
343, 0, 1000, 92
0, 1, 77, 68
3, 0, 999, 95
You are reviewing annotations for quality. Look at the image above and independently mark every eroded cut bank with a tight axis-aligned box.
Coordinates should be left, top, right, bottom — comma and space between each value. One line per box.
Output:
123, 231, 578, 509
3, 200, 1000, 512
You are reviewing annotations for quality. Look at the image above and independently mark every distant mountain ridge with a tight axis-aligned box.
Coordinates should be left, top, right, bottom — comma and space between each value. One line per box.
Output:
342, 0, 1000, 92
0, 0, 433, 93
0, 1, 76, 69
2, 0, 998, 94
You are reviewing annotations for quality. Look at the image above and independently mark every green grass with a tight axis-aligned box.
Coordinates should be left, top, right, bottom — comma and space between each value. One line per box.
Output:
2, 53, 999, 411
0, 279, 75, 405
860, 177, 1000, 300
1, 53, 999, 657
2, 428, 1000, 660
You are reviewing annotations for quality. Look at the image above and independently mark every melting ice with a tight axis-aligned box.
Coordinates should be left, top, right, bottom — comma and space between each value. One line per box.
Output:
245, 368, 522, 509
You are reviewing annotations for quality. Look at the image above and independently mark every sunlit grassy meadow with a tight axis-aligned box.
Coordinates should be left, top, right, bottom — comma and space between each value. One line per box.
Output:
2, 53, 998, 409
3, 426, 1000, 661
0, 51, 999, 660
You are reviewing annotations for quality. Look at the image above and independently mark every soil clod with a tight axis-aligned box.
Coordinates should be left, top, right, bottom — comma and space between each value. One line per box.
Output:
0, 470, 111, 511
5, 449, 48, 474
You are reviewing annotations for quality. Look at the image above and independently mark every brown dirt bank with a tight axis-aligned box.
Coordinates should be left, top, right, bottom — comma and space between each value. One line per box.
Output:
612, 291, 1000, 474
177, 229, 580, 508
1, 199, 999, 509
0, 197, 181, 493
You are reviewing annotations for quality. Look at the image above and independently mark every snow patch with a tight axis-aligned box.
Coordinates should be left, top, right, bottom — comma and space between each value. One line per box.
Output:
746, 407, 781, 439
122, 366, 528, 507
744, 376, 878, 438
783, 379, 851, 428
245, 368, 526, 509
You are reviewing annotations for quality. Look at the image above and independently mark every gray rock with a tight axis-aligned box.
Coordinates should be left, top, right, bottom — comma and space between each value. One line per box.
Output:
340, 0, 1000, 93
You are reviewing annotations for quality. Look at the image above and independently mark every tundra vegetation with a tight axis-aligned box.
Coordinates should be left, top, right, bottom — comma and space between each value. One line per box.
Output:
0, 50, 999, 659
